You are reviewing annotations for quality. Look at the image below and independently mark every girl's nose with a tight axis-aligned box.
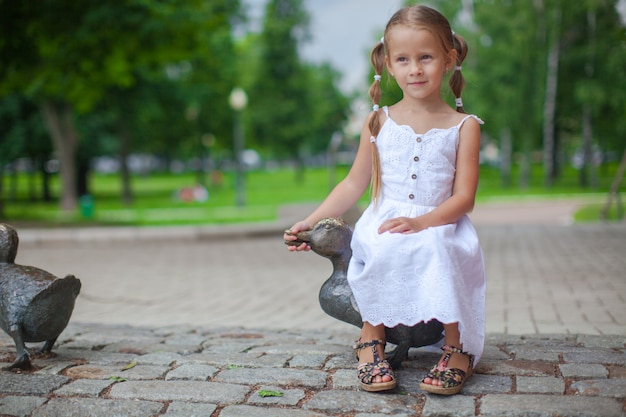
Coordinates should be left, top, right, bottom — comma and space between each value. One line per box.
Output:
410, 62, 423, 75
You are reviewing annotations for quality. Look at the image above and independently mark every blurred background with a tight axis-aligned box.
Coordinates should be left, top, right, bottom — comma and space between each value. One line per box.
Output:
1, 0, 625, 227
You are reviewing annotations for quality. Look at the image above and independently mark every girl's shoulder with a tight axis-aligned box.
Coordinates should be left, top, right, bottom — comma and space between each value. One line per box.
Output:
455, 113, 484, 129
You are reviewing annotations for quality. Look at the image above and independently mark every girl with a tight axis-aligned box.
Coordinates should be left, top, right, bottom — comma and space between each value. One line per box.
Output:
284, 4, 485, 396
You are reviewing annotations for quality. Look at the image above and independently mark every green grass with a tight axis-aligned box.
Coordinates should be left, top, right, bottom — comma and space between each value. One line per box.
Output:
1, 163, 623, 227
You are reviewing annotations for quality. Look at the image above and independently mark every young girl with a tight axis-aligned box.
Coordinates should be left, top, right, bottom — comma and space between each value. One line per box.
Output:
284, 4, 485, 396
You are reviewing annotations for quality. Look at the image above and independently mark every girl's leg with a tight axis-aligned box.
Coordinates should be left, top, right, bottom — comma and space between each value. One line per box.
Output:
421, 322, 471, 387
357, 322, 393, 383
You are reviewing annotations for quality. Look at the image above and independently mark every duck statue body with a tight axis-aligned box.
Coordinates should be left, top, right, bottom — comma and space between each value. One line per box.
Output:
286, 217, 443, 367
0, 223, 81, 370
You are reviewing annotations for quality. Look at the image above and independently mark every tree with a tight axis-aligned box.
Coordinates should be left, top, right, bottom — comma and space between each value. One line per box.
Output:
247, 0, 351, 181
556, 1, 626, 188
434, 0, 625, 189
248, 0, 311, 165
0, 0, 240, 210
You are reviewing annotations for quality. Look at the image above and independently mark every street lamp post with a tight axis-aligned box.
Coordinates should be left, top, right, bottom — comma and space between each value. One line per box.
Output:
229, 87, 248, 207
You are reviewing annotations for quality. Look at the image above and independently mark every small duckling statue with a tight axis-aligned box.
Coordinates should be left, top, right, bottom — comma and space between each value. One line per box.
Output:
286, 217, 443, 367
0, 223, 81, 370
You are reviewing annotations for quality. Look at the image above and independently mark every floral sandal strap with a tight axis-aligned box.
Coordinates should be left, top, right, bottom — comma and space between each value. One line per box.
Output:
353, 339, 396, 385
430, 345, 475, 388
353, 338, 385, 361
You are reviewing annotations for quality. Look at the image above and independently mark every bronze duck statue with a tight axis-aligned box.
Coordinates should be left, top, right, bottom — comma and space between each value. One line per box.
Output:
286, 217, 443, 367
0, 223, 81, 370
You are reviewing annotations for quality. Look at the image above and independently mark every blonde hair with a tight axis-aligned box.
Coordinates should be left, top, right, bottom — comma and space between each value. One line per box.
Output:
368, 4, 469, 203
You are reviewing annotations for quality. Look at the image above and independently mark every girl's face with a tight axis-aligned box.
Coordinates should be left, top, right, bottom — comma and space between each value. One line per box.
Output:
385, 25, 455, 102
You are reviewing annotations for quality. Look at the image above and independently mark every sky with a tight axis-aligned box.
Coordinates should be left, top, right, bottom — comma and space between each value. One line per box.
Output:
243, 0, 404, 93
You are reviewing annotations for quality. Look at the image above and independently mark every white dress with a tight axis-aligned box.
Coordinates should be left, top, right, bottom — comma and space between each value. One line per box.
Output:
348, 106, 486, 363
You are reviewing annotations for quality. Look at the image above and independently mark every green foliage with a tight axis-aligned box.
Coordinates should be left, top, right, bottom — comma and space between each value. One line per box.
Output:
247, 0, 351, 163
1, 0, 235, 111
0, 0, 242, 209
258, 390, 284, 397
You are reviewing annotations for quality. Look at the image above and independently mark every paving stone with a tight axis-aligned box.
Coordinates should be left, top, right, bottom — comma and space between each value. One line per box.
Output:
247, 385, 306, 406
136, 351, 181, 366
480, 394, 626, 417
33, 360, 78, 375
165, 363, 218, 381
303, 390, 418, 415
64, 364, 168, 380
30, 397, 164, 417
163, 401, 218, 416
515, 376, 564, 394
162, 332, 208, 346
462, 374, 512, 395
289, 353, 329, 368
247, 343, 346, 356
422, 394, 475, 417
356, 414, 413, 417
560, 363, 608, 378
109, 380, 250, 404
59, 349, 139, 366
181, 351, 291, 368
324, 352, 354, 370
576, 335, 626, 349
571, 379, 626, 398
0, 373, 69, 395
0, 395, 47, 417
215, 367, 328, 389
331, 368, 358, 390
220, 404, 328, 417
54, 379, 115, 397
505, 347, 561, 362
476, 358, 556, 377
562, 348, 626, 365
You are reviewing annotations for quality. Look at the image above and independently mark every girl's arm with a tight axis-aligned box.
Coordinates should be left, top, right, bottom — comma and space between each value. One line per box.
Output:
378, 117, 481, 234
285, 116, 376, 250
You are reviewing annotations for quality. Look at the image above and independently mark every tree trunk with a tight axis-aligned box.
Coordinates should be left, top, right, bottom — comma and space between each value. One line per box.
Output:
601, 148, 626, 220
118, 121, 133, 206
38, 156, 52, 202
500, 127, 512, 187
580, 104, 597, 188
40, 100, 78, 211
580, 10, 598, 189
542, 7, 561, 187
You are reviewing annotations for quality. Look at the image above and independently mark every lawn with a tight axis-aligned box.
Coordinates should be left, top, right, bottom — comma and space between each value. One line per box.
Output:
1, 163, 622, 227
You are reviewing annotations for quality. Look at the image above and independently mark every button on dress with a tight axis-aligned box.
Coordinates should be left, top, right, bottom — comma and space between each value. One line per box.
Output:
348, 106, 486, 363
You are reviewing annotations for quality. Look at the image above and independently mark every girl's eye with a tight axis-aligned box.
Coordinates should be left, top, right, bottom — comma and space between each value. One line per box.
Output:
420, 55, 432, 61
397, 57, 408, 62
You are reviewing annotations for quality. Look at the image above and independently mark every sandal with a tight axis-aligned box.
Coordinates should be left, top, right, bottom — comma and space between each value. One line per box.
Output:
353, 338, 397, 392
419, 344, 474, 395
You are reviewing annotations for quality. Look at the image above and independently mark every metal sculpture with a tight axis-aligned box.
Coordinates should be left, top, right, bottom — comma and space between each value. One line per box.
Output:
0, 223, 81, 370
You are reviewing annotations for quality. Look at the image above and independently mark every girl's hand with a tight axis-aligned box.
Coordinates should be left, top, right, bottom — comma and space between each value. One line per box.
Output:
284, 221, 313, 252
378, 216, 425, 234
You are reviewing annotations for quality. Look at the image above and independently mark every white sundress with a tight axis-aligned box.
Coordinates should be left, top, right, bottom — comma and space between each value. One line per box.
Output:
348, 106, 486, 364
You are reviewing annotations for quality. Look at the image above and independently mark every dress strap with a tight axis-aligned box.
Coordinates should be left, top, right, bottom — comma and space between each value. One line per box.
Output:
382, 106, 389, 116
457, 114, 484, 129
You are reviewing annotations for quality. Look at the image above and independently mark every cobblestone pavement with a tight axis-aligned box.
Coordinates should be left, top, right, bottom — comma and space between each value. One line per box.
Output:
0, 200, 625, 416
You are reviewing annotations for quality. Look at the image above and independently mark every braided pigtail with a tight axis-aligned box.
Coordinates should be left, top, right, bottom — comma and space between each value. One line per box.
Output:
449, 32, 468, 113
369, 38, 386, 204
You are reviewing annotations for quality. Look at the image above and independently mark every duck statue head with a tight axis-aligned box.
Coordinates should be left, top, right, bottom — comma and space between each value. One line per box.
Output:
285, 217, 443, 367
0, 223, 81, 370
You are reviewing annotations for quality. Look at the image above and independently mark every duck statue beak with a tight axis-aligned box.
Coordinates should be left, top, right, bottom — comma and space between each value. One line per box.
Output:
284, 229, 311, 247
